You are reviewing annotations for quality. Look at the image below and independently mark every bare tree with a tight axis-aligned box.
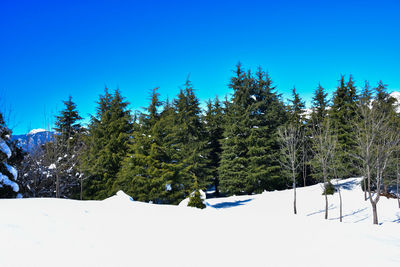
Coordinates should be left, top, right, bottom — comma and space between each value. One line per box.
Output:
354, 99, 399, 224
278, 124, 302, 214
311, 117, 337, 220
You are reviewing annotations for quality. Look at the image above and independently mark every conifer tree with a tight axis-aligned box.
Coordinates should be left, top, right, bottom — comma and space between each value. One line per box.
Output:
169, 79, 210, 197
288, 87, 305, 126
219, 64, 286, 195
310, 84, 329, 129
219, 64, 252, 194
115, 88, 178, 203
0, 112, 22, 198
203, 97, 224, 196
329, 76, 359, 178
80, 88, 132, 200
54, 96, 82, 145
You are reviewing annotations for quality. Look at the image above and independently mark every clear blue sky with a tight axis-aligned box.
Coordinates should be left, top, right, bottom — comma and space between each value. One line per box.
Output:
1, 0, 399, 134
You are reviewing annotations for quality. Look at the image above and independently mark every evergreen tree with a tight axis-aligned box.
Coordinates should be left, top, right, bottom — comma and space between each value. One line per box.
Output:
80, 88, 132, 200
0, 112, 22, 198
219, 64, 287, 195
203, 97, 224, 196
115, 88, 179, 203
42, 96, 84, 198
310, 84, 329, 129
54, 96, 82, 144
329, 76, 359, 177
219, 64, 251, 194
169, 79, 210, 197
288, 87, 305, 126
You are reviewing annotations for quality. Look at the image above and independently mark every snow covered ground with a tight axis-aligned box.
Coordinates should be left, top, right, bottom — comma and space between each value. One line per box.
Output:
0, 178, 399, 267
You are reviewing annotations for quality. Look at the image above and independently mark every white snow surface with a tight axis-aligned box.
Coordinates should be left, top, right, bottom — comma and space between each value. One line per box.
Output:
0, 178, 399, 267
0, 139, 12, 158
27, 128, 47, 135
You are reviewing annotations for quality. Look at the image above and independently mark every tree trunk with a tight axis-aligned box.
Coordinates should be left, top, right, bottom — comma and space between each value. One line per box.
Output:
324, 191, 328, 219
293, 181, 297, 215
56, 173, 60, 198
397, 164, 399, 209
397, 170, 399, 209
80, 177, 83, 200
338, 185, 342, 222
302, 145, 306, 187
371, 201, 378, 225
363, 178, 367, 201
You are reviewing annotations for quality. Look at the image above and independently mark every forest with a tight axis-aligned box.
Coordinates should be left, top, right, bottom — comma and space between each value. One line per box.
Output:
1, 63, 399, 225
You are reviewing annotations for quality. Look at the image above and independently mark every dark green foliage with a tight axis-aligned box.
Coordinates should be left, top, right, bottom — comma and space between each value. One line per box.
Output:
115, 88, 181, 204
54, 96, 82, 144
80, 88, 132, 200
203, 97, 224, 196
188, 190, 206, 209
168, 80, 211, 199
288, 87, 305, 126
323, 181, 335, 195
219, 64, 287, 195
329, 76, 359, 178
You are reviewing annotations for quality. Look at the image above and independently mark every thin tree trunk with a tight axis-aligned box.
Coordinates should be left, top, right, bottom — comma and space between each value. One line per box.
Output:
56, 173, 60, 198
302, 144, 306, 187
80, 177, 83, 200
363, 177, 367, 201
338, 184, 342, 222
371, 201, 378, 225
397, 164, 399, 209
324, 189, 328, 220
293, 180, 297, 215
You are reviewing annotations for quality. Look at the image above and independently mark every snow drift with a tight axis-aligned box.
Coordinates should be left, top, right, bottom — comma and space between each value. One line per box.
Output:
0, 178, 399, 267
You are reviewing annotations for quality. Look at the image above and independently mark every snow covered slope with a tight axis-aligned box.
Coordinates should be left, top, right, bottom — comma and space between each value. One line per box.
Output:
0, 178, 399, 267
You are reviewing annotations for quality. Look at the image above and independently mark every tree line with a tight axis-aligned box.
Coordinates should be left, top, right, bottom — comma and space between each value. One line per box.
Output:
1, 63, 399, 224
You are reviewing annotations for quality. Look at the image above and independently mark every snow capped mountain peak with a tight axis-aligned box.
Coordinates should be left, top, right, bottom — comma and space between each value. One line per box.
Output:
28, 129, 47, 135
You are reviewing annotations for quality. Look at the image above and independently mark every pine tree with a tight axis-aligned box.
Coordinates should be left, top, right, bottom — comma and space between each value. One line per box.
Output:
203, 97, 224, 196
329, 76, 359, 178
115, 88, 179, 203
54, 96, 82, 145
40, 96, 84, 198
219, 63, 251, 194
169, 79, 210, 198
288, 87, 305, 126
219, 64, 287, 195
80, 88, 132, 200
0, 112, 22, 198
310, 84, 329, 129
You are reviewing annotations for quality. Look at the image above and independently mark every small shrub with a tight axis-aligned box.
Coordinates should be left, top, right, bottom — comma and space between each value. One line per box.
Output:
188, 190, 206, 209
322, 181, 335, 195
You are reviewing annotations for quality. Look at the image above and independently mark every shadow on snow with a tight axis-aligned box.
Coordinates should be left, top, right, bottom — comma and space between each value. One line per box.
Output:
335, 179, 359, 191
208, 198, 254, 209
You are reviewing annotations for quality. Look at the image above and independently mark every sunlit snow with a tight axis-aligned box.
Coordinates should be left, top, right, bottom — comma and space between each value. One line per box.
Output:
0, 178, 399, 266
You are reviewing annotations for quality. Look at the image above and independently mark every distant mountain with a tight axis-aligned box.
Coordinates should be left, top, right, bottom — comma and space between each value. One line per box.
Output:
12, 129, 55, 153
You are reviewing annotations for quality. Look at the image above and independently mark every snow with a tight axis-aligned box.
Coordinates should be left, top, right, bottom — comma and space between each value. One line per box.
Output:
4, 163, 18, 180
0, 178, 399, 266
0, 173, 19, 192
27, 128, 47, 135
0, 139, 12, 158
48, 163, 56, 170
